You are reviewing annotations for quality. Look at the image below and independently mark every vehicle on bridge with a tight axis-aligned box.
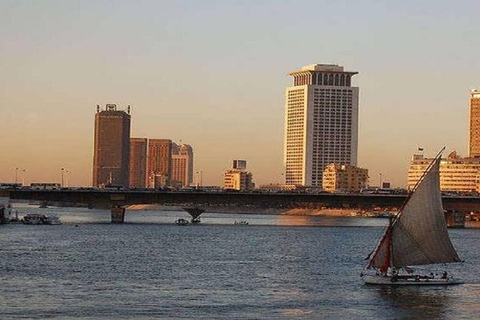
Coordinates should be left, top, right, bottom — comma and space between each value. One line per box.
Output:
0, 183, 22, 190
30, 183, 61, 190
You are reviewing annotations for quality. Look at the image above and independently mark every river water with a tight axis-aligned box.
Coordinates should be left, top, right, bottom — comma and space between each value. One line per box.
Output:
1, 204, 480, 319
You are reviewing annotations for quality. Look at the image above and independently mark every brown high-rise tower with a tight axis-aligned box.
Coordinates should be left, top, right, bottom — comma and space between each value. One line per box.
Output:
129, 138, 148, 188
92, 104, 131, 187
147, 139, 172, 188
469, 90, 480, 157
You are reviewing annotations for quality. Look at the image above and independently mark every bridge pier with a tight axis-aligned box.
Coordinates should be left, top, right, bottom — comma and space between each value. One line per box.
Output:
444, 210, 466, 228
111, 206, 126, 223
110, 194, 126, 223
183, 206, 205, 223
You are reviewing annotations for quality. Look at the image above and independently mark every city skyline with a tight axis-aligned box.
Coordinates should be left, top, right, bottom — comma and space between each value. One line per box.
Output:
1, 1, 478, 188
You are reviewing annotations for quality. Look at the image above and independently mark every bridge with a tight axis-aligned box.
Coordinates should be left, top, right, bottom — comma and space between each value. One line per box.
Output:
2, 189, 480, 223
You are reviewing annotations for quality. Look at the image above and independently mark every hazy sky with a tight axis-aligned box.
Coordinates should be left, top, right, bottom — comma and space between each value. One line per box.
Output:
1, 0, 478, 187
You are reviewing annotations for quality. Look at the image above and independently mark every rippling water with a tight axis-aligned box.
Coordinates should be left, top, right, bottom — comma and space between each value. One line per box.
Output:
1, 205, 479, 319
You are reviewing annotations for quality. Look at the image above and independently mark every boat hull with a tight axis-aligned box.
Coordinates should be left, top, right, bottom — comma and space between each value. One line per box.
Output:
362, 274, 462, 285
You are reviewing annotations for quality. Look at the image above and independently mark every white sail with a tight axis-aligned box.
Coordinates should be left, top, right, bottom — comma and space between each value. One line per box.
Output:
368, 155, 461, 271
391, 157, 461, 267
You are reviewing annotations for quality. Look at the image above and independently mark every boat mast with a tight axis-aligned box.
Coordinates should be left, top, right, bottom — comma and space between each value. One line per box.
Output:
387, 214, 394, 274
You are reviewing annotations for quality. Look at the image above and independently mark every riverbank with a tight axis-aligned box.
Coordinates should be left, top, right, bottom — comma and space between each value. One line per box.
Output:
126, 204, 385, 217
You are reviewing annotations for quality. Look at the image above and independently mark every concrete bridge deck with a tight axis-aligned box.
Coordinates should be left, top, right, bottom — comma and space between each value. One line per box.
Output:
2, 189, 479, 223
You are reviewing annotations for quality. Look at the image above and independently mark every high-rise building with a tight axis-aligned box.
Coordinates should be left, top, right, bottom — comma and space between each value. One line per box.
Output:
92, 104, 131, 187
147, 139, 172, 188
284, 64, 359, 187
469, 90, 480, 157
171, 143, 194, 188
129, 138, 148, 188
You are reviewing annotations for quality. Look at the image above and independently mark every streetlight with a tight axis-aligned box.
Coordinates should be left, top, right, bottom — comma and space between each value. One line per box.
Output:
65, 170, 70, 188
14, 167, 25, 185
61, 168, 64, 188
195, 171, 200, 188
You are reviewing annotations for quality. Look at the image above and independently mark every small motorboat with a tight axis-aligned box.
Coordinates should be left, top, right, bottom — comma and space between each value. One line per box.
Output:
175, 218, 189, 226
191, 217, 201, 224
43, 214, 61, 225
22, 214, 44, 225
22, 213, 61, 225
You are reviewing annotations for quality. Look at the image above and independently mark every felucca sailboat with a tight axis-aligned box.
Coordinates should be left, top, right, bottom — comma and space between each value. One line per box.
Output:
361, 148, 463, 285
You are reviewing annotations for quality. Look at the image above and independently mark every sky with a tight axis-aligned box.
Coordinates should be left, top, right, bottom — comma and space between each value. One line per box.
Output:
1, 0, 479, 188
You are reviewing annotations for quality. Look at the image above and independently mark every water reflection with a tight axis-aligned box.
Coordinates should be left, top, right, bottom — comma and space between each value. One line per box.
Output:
465, 221, 480, 229
375, 286, 451, 318
275, 214, 388, 228
9, 203, 391, 228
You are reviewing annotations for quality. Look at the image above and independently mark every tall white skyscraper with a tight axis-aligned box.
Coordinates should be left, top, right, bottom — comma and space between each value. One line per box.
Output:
284, 64, 359, 187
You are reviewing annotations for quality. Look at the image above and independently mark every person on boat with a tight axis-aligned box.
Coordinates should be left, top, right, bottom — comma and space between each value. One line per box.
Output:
441, 271, 448, 279
388, 268, 398, 282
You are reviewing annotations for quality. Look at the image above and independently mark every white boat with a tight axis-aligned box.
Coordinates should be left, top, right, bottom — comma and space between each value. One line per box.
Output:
361, 147, 463, 285
43, 214, 61, 225
22, 213, 44, 225
22, 213, 61, 225
175, 218, 189, 226
191, 217, 201, 224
